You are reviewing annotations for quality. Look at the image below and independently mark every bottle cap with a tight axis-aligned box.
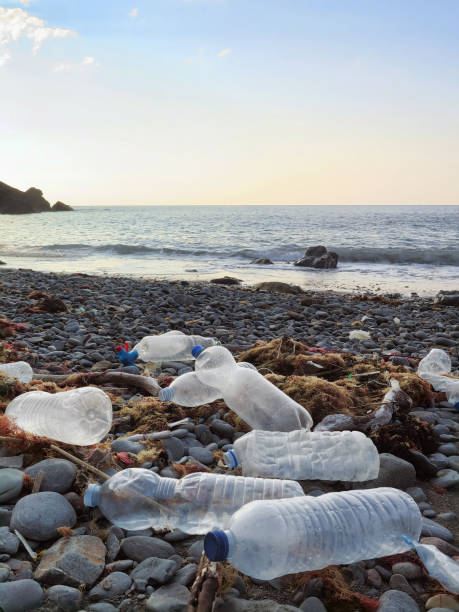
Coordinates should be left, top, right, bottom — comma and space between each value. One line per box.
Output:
159, 387, 174, 402
192, 345, 204, 358
455, 401, 459, 412
223, 450, 238, 469
204, 530, 229, 561
84, 483, 101, 507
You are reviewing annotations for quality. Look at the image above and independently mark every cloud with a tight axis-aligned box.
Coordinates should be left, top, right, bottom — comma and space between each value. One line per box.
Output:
129, 8, 138, 18
54, 56, 99, 72
0, 6, 76, 62
11, 0, 32, 5
0, 50, 10, 66
218, 48, 231, 57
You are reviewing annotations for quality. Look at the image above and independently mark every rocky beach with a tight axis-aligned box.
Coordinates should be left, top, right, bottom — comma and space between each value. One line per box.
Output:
0, 267, 458, 612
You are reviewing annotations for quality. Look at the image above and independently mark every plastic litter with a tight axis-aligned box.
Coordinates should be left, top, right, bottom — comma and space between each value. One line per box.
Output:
349, 330, 371, 341
84, 467, 304, 534
224, 429, 379, 481
158, 362, 258, 406
116, 331, 219, 365
193, 345, 313, 431
405, 538, 459, 594
5, 387, 112, 445
417, 348, 459, 408
0, 361, 33, 383
204, 488, 421, 579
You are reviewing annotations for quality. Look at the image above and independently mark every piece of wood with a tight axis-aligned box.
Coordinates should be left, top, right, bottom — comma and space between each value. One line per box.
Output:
32, 470, 45, 493
187, 552, 220, 612
14, 530, 37, 560
34, 371, 160, 396
50, 445, 110, 481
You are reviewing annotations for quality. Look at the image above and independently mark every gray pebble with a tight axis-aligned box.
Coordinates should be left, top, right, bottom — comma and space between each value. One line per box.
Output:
130, 556, 177, 591
121, 536, 176, 562
0, 527, 19, 555
46, 585, 82, 612
10, 492, 76, 541
89, 571, 132, 601
0, 469, 24, 503
25, 459, 77, 493
0, 579, 43, 612
188, 447, 214, 465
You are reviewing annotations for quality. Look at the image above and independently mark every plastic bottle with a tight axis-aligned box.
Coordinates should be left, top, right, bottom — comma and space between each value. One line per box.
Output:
133, 333, 219, 363
84, 468, 304, 534
158, 362, 258, 406
224, 429, 379, 482
193, 346, 313, 431
5, 387, 112, 445
417, 349, 459, 408
0, 361, 33, 384
204, 487, 421, 579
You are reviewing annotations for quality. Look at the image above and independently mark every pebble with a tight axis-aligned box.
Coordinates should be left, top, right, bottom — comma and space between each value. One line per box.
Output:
447, 455, 459, 471
0, 579, 43, 612
391, 562, 423, 580
163, 437, 186, 462
188, 447, 214, 465
121, 536, 176, 562
130, 556, 177, 591
437, 443, 459, 456
299, 596, 327, 612
89, 571, 133, 601
421, 518, 454, 542
45, 585, 82, 611
426, 594, 459, 611
0, 469, 24, 503
0, 527, 19, 555
111, 438, 144, 454
367, 568, 383, 587
88, 604, 119, 612
354, 453, 415, 490
171, 563, 197, 586
419, 537, 459, 557
24, 458, 77, 493
10, 492, 76, 541
187, 540, 204, 563
389, 574, 417, 597
406, 487, 427, 503
378, 589, 420, 612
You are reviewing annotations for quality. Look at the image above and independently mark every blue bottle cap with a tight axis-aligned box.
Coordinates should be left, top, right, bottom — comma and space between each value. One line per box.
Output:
84, 483, 101, 507
159, 387, 173, 402
192, 345, 204, 358
204, 530, 229, 561
455, 401, 459, 412
223, 450, 238, 469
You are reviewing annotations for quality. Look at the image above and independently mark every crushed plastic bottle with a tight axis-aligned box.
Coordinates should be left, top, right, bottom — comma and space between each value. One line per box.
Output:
224, 429, 379, 481
204, 488, 421, 579
193, 346, 313, 431
158, 362, 258, 406
84, 468, 304, 534
417, 349, 459, 408
5, 387, 112, 445
0, 361, 33, 384
405, 537, 459, 594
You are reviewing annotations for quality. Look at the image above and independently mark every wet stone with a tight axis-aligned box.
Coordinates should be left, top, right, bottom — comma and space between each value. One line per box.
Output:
0, 527, 19, 555
46, 585, 82, 612
0, 579, 44, 612
89, 571, 133, 601
24, 459, 77, 493
130, 556, 177, 591
10, 492, 76, 541
121, 536, 176, 562
0, 469, 24, 503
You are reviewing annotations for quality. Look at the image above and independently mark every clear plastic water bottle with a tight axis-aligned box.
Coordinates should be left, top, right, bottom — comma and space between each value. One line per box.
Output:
417, 348, 459, 408
5, 387, 112, 445
84, 468, 304, 534
0, 361, 33, 384
224, 429, 379, 482
204, 488, 421, 579
158, 363, 258, 406
193, 346, 313, 431
132, 333, 219, 362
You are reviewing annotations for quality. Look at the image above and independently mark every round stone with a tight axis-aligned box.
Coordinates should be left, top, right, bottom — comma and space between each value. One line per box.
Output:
25, 459, 77, 493
10, 492, 76, 541
0, 468, 24, 503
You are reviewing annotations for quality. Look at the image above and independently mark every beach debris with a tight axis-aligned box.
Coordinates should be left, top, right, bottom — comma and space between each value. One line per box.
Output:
349, 330, 371, 341
0, 361, 33, 383
24, 291, 67, 313
417, 348, 459, 408
0, 319, 28, 339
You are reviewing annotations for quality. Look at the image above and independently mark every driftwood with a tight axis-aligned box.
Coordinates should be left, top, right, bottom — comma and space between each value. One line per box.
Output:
50, 445, 110, 481
34, 370, 160, 396
187, 552, 219, 612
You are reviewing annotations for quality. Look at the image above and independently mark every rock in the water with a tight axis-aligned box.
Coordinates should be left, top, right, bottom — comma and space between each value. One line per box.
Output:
89, 572, 132, 601
35, 535, 106, 586
0, 578, 43, 611
378, 589, 420, 612
130, 557, 177, 591
0, 526, 19, 554
10, 492, 76, 541
46, 585, 82, 611
252, 258, 273, 265
354, 453, 415, 490
0, 181, 52, 214
51, 201, 73, 212
25, 459, 77, 493
0, 468, 24, 502
121, 536, 175, 562
294, 245, 338, 269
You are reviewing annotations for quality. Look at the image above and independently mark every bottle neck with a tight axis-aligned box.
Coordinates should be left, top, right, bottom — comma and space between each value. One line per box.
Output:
223, 449, 239, 469
155, 476, 177, 499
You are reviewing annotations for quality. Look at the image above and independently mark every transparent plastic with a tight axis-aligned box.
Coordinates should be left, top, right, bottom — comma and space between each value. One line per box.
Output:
5, 387, 112, 445
85, 468, 304, 534
0, 361, 33, 383
158, 363, 258, 406
205, 488, 421, 579
133, 333, 218, 362
417, 349, 459, 405
410, 540, 459, 594
195, 346, 313, 431
225, 429, 379, 481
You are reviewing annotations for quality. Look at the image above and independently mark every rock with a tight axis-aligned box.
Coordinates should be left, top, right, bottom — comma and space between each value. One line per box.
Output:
146, 595, 187, 612
10, 492, 76, 541
24, 459, 77, 493
426, 594, 459, 611
378, 589, 420, 612
188, 446, 214, 465
46, 585, 82, 611
0, 563, 10, 581
252, 258, 273, 265
130, 557, 177, 591
106, 531, 121, 563
89, 571, 132, 601
171, 563, 197, 586
121, 536, 176, 562
0, 527, 19, 554
155, 583, 190, 601
435, 292, 459, 307
111, 438, 144, 454
406, 450, 439, 478
210, 419, 235, 439
163, 437, 185, 462
406, 487, 427, 503
391, 562, 423, 580
187, 540, 204, 563
253, 282, 303, 295
367, 568, 383, 588
88, 604, 118, 612
0, 468, 24, 502
34, 535, 106, 586
299, 596, 327, 612
52, 201, 73, 212
437, 443, 459, 456
314, 414, 354, 432
354, 453, 415, 490
210, 277, 241, 285
448, 455, 459, 471
214, 599, 299, 611
389, 574, 417, 596
0, 181, 52, 214
432, 469, 459, 488
0, 579, 43, 611
429, 452, 450, 470
294, 245, 338, 269
421, 518, 454, 542
419, 537, 459, 557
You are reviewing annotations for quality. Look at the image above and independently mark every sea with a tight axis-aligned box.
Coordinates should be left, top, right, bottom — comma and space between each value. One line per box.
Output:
1, 205, 458, 296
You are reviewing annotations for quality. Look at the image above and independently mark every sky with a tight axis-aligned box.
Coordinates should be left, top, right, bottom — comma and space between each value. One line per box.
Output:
0, 0, 459, 206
